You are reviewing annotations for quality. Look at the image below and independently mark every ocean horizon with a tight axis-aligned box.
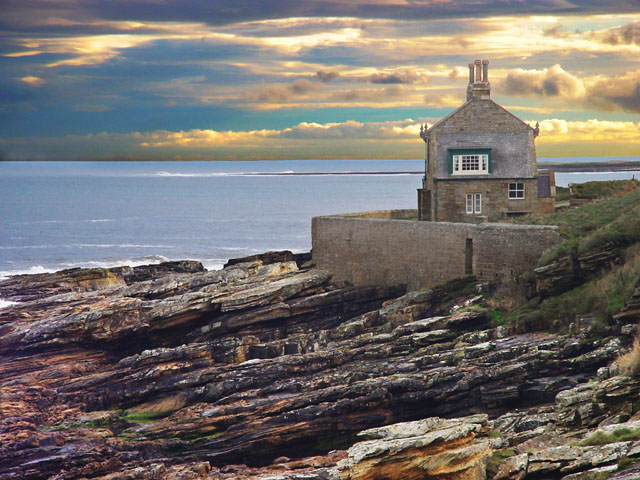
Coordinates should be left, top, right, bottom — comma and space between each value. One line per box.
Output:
2, 157, 640, 283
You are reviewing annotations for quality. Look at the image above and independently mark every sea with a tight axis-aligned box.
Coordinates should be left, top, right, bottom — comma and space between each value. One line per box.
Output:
1, 158, 640, 292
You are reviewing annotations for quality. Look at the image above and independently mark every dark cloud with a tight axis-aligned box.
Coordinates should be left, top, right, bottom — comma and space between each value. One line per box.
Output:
368, 70, 425, 84
220, 18, 365, 38
244, 78, 321, 102
3, 0, 640, 30
595, 21, 640, 45
543, 24, 569, 38
500, 65, 584, 98
316, 70, 340, 82
500, 65, 640, 114
585, 71, 640, 113
329, 85, 405, 101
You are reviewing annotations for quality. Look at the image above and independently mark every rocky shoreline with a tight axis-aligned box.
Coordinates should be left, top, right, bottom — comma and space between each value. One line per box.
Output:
1, 253, 640, 480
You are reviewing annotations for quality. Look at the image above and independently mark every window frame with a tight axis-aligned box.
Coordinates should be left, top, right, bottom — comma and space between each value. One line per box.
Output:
466, 193, 482, 214
508, 182, 525, 200
448, 148, 491, 175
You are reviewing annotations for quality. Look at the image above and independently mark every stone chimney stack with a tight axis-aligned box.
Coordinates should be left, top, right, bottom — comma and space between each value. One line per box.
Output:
466, 59, 491, 101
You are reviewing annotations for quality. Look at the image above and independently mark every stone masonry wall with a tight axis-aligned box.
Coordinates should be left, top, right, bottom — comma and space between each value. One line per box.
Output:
434, 131, 536, 179
435, 178, 538, 223
312, 214, 561, 291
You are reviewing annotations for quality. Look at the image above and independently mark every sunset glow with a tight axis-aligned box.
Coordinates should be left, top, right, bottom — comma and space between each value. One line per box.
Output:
1, 1, 639, 160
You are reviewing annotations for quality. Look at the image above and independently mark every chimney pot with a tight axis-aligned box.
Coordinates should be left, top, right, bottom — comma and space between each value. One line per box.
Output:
482, 59, 489, 82
474, 60, 482, 82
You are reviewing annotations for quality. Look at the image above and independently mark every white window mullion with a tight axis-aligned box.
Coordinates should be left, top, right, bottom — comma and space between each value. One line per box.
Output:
451, 152, 489, 175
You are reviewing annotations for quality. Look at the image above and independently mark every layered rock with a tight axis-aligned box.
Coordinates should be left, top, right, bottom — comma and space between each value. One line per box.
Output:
535, 247, 622, 299
338, 415, 491, 480
0, 258, 633, 480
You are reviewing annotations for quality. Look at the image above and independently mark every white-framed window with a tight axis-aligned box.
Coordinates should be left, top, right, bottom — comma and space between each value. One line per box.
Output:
508, 182, 525, 199
466, 193, 482, 214
453, 154, 489, 175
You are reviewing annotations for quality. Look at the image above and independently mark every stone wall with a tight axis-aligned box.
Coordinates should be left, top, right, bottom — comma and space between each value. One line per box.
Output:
335, 209, 417, 220
434, 178, 539, 223
312, 214, 561, 291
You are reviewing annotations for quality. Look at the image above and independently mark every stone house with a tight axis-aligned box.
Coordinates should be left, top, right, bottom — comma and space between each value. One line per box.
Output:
417, 59, 554, 223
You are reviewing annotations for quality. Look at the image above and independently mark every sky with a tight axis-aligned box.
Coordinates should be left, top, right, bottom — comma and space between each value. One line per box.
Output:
1, 0, 640, 161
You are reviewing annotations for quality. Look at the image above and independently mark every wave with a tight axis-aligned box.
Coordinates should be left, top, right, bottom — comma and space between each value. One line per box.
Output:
0, 299, 20, 309
0, 256, 170, 280
0, 265, 52, 279
57, 255, 170, 270
70, 243, 177, 249
20, 219, 117, 225
0, 243, 177, 250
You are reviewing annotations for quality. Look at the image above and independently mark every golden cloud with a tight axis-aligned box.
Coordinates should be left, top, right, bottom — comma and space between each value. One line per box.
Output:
20, 76, 45, 87
4, 118, 639, 161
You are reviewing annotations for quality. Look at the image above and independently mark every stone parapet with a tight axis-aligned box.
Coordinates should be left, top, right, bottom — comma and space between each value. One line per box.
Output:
312, 215, 561, 291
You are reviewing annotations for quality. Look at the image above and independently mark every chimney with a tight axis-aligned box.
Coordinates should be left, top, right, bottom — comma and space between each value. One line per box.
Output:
466, 59, 491, 101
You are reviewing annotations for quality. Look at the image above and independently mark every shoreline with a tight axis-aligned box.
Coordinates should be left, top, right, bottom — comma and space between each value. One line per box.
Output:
538, 160, 640, 172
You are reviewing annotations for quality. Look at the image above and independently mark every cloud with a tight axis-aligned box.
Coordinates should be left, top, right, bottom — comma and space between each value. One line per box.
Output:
593, 21, 640, 45
0, 118, 427, 160
534, 118, 640, 157
244, 78, 322, 102
500, 65, 586, 98
542, 24, 569, 38
4, 0, 640, 30
585, 70, 640, 113
535, 118, 640, 143
423, 93, 463, 108
20, 76, 45, 87
315, 69, 339, 82
73, 104, 112, 112
368, 69, 426, 84
448, 66, 466, 80
4, 116, 640, 161
501, 65, 640, 113
329, 85, 406, 101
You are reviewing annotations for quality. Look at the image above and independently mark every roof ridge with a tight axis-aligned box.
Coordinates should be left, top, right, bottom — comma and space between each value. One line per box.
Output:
428, 98, 533, 132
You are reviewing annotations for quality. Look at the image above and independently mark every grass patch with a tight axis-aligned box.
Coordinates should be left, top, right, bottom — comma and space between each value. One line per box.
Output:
578, 427, 640, 446
555, 185, 570, 202
440, 275, 477, 298
124, 413, 167, 423
489, 309, 506, 326
507, 184, 640, 266
618, 456, 636, 471
570, 180, 639, 200
617, 336, 640, 377
486, 448, 516, 477
506, 244, 640, 332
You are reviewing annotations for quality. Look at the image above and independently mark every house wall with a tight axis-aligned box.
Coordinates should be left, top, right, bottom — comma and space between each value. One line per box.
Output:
422, 98, 543, 223
434, 178, 539, 223
433, 131, 536, 179
312, 214, 561, 291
